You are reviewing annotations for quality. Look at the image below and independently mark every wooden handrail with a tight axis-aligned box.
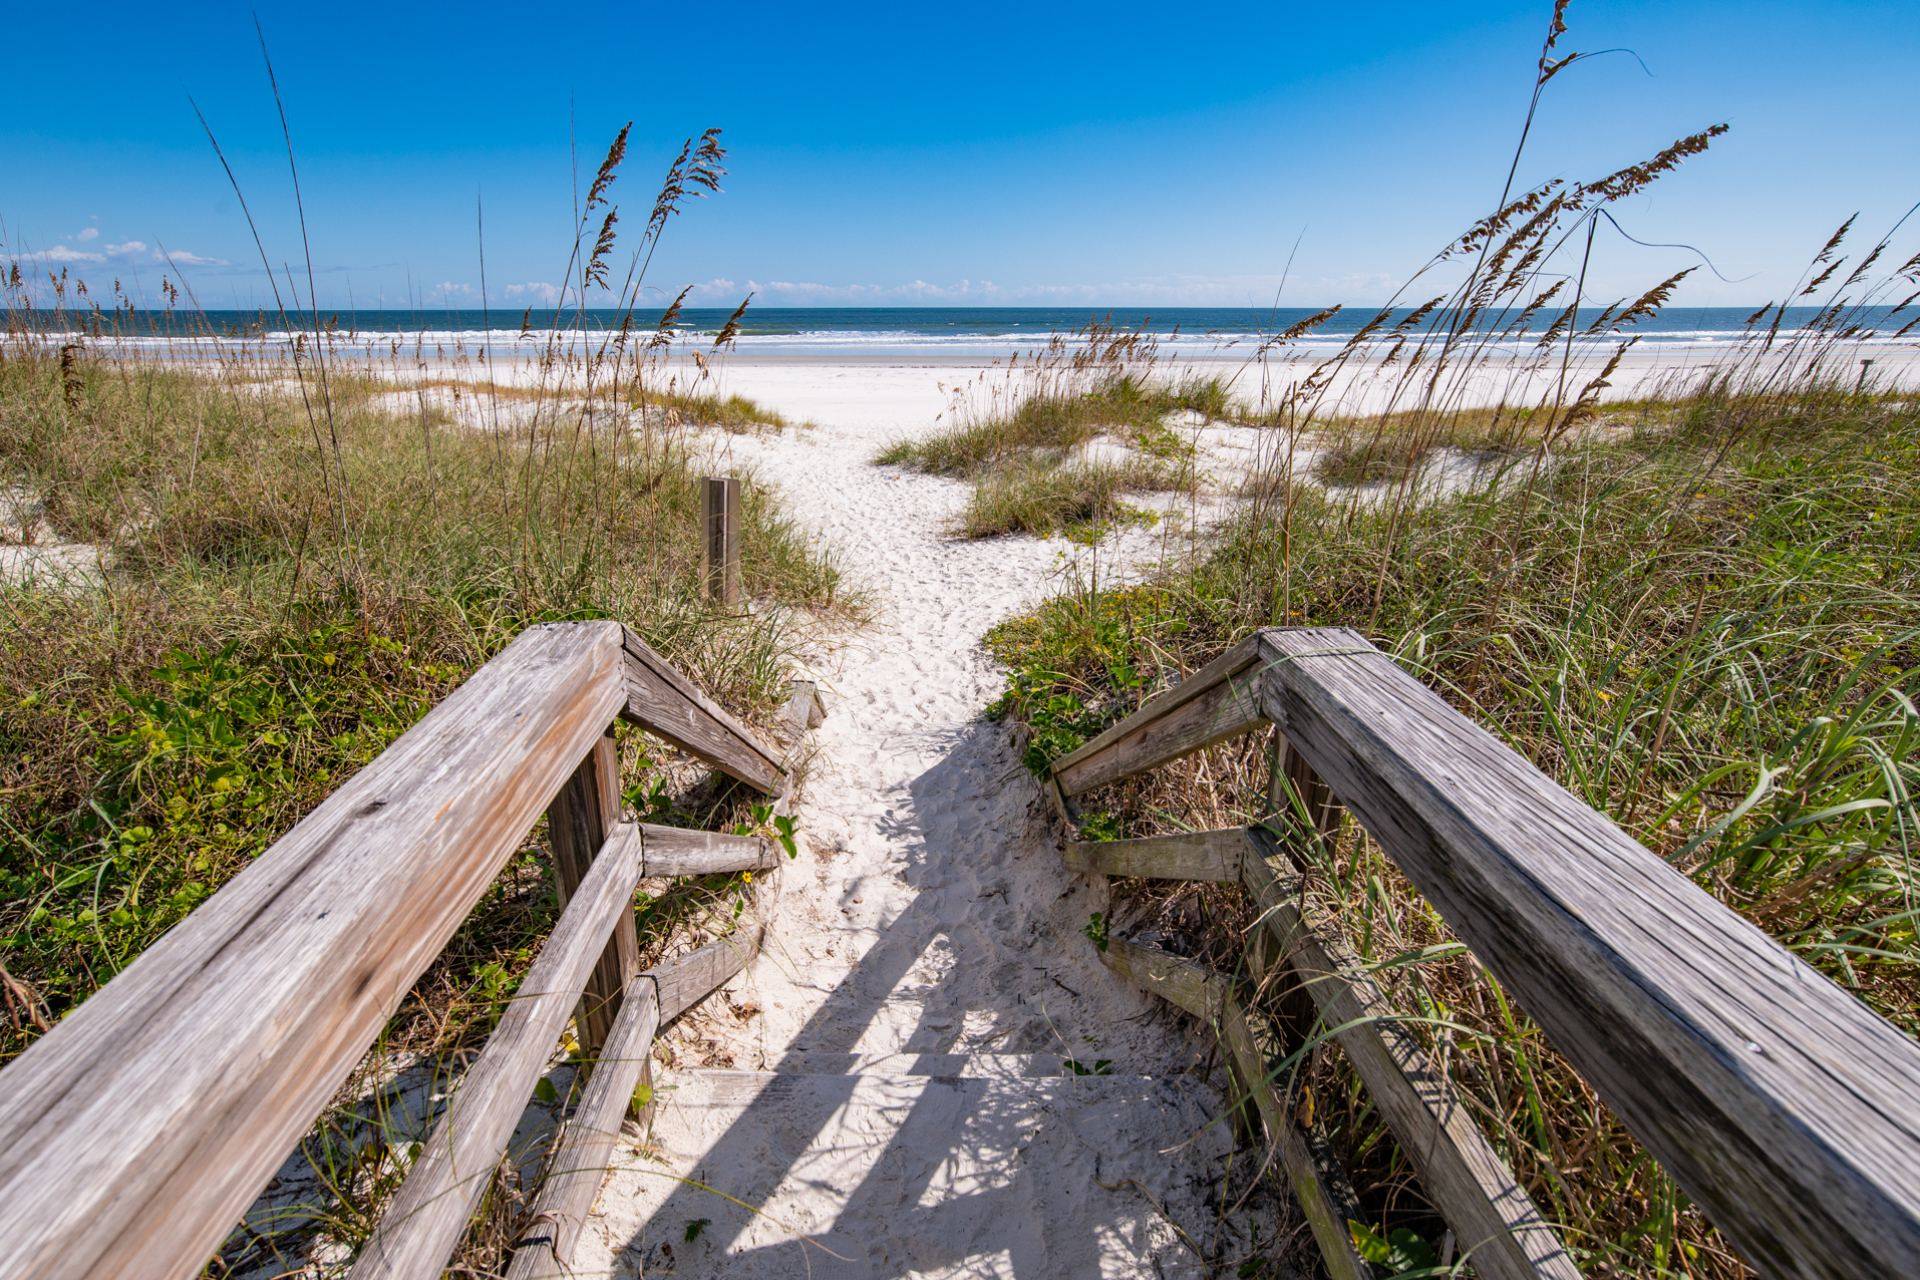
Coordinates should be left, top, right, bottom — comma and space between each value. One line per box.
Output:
1241, 829, 1576, 1279
351, 821, 652, 1278
1049, 624, 1920, 1279
619, 625, 786, 794
1097, 887, 1571, 1280
1258, 627, 1920, 1278
1051, 633, 1266, 797
503, 929, 762, 1280
0, 620, 794, 1280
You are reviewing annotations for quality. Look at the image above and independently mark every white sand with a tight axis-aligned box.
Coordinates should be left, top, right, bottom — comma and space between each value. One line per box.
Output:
0, 485, 109, 589
559, 372, 1286, 1278
643, 340, 1916, 431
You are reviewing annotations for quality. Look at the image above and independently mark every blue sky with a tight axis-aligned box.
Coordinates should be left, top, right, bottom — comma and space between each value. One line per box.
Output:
5, 1, 1915, 309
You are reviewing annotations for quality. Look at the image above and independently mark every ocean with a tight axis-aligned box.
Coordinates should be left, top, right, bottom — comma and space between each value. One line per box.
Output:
16, 305, 1906, 360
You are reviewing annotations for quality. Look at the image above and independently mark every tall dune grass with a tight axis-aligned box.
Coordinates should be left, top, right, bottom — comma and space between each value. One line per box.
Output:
993, 375, 1919, 1275
0, 116, 841, 1274
986, 4, 1919, 1273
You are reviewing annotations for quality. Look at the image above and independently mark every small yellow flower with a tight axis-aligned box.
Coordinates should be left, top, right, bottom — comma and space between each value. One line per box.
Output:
741, 871, 754, 884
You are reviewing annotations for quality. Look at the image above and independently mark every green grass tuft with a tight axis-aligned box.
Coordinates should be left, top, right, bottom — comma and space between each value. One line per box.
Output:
960, 456, 1172, 539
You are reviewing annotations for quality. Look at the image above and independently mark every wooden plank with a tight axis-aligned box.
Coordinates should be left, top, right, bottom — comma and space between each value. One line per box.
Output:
1052, 635, 1268, 797
1257, 626, 1920, 1278
1099, 936, 1374, 1280
1242, 829, 1580, 1280
546, 729, 638, 1055
515, 683, 792, 1280
1101, 934, 1229, 1018
350, 821, 649, 1279
781, 678, 825, 738
1260, 735, 1571, 1276
648, 929, 763, 1024
703, 475, 742, 605
1276, 735, 1340, 836
1217, 997, 1375, 1280
638, 823, 778, 877
0, 621, 628, 1280
1041, 772, 1080, 830
618, 625, 786, 796
1063, 828, 1245, 882
504, 976, 662, 1280
504, 923, 765, 1280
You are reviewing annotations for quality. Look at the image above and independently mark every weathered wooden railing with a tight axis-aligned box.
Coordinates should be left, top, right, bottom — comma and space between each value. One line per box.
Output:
0, 619, 819, 1280
1044, 625, 1920, 1280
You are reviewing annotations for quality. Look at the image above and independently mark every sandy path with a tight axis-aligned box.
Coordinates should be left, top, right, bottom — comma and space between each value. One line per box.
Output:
571, 383, 1282, 1277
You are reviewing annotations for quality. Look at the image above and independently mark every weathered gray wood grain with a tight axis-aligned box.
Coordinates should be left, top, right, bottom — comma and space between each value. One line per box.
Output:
1257, 626, 1920, 1278
504, 975, 662, 1280
1216, 995, 1375, 1280
504, 927, 766, 1279
1100, 935, 1373, 1280
618, 625, 786, 795
547, 729, 638, 1055
1052, 635, 1268, 797
1242, 829, 1580, 1280
648, 929, 764, 1025
781, 677, 825, 737
351, 821, 649, 1279
638, 823, 778, 877
1063, 828, 1245, 882
703, 475, 742, 606
1099, 933, 1228, 1018
1274, 734, 1340, 836
0, 621, 628, 1280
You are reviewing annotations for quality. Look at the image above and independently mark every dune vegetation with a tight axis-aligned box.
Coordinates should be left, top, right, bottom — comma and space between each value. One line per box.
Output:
875, 328, 1248, 537
980, 9, 1920, 1269
0, 124, 849, 1273
982, 251, 1920, 1280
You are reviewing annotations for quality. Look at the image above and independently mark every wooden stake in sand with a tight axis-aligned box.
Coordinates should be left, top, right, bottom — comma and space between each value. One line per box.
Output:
703, 475, 741, 606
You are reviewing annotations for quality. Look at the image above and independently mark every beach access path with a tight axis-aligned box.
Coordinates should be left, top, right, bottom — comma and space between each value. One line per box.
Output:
566, 381, 1288, 1277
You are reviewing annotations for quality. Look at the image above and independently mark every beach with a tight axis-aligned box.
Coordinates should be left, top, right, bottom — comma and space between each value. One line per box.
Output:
30, 302, 1919, 432
7, 312, 1917, 1277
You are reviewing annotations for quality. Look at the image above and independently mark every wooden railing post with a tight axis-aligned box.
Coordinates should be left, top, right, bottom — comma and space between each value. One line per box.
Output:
546, 728, 637, 1057
1269, 730, 1339, 839
703, 476, 741, 606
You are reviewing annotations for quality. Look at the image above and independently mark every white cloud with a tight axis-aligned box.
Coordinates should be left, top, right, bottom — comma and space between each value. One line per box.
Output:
695, 271, 1413, 307
504, 281, 565, 306
11, 236, 232, 272
678, 277, 739, 303
426, 280, 476, 303
670, 273, 1331, 307
15, 245, 104, 265
8, 234, 234, 276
